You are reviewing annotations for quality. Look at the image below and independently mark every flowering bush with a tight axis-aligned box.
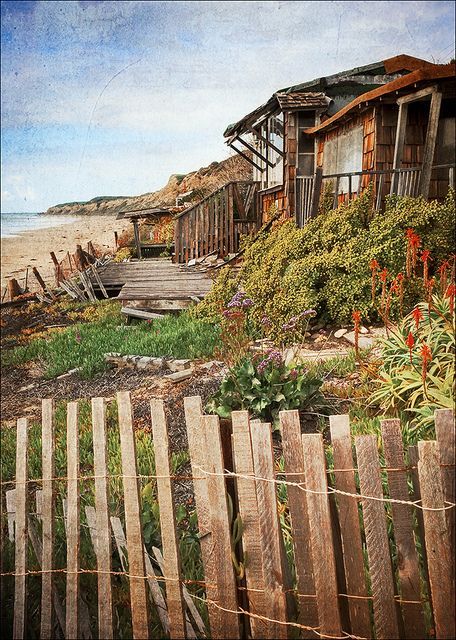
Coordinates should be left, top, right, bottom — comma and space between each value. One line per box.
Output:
371, 293, 455, 435
206, 353, 324, 429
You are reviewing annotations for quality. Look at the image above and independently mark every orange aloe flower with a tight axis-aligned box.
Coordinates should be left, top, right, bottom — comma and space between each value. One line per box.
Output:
445, 283, 456, 314
352, 310, 361, 360
420, 249, 431, 287
420, 343, 432, 382
412, 306, 424, 330
405, 331, 414, 364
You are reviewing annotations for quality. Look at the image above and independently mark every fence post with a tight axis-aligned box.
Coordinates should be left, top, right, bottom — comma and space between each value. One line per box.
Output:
309, 167, 323, 218
40, 399, 55, 640
66, 402, 80, 640
13, 418, 28, 640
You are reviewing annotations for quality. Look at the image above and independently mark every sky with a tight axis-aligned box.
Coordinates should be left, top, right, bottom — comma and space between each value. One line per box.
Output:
1, 0, 455, 212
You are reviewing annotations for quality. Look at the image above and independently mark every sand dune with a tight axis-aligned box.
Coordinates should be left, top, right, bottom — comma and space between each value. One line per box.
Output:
1, 215, 130, 292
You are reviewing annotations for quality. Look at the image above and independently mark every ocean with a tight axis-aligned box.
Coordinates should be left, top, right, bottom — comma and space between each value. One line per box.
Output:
1, 211, 77, 238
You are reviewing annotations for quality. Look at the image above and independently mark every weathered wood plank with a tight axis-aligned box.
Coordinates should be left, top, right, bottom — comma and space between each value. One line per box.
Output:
66, 402, 80, 640
419, 90, 442, 198
150, 399, 187, 639
202, 414, 240, 639
231, 411, 268, 639
117, 391, 150, 639
434, 409, 455, 578
279, 410, 318, 636
329, 415, 371, 638
418, 440, 455, 639
250, 421, 287, 639
355, 435, 400, 640
40, 398, 55, 639
301, 433, 342, 637
380, 419, 426, 638
13, 418, 28, 640
91, 397, 114, 639
183, 397, 218, 637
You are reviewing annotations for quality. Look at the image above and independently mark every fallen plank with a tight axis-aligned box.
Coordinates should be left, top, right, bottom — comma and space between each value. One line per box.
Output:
121, 307, 166, 320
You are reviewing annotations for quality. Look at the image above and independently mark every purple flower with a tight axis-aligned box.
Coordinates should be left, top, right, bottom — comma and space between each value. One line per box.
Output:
242, 298, 253, 308
75, 332, 82, 343
261, 315, 271, 326
289, 368, 298, 380
299, 309, 317, 317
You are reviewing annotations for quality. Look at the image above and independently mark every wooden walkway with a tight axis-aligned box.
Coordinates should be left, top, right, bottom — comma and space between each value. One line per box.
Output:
91, 258, 212, 311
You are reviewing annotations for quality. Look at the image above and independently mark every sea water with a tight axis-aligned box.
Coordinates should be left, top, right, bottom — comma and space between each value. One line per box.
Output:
1, 212, 77, 238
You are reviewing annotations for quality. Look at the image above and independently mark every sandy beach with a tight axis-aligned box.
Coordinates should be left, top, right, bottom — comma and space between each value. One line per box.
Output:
0, 215, 130, 292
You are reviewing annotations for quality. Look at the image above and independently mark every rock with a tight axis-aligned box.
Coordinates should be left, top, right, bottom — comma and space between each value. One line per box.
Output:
359, 326, 369, 334
334, 328, 348, 339
56, 367, 81, 379
166, 359, 192, 372
187, 258, 197, 266
165, 369, 194, 383
19, 383, 36, 392
342, 331, 374, 349
199, 360, 225, 370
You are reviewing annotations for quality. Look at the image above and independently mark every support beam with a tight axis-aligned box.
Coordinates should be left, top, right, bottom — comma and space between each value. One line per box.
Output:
397, 84, 438, 105
247, 127, 284, 157
228, 143, 264, 172
419, 90, 442, 199
390, 102, 409, 194
235, 135, 275, 168
132, 220, 142, 259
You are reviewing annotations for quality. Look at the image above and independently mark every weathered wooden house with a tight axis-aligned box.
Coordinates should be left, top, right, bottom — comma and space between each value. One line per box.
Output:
174, 55, 455, 262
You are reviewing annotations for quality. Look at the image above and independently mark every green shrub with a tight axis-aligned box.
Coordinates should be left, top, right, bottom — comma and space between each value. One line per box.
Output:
188, 266, 238, 323
370, 293, 455, 437
236, 189, 455, 336
206, 352, 325, 429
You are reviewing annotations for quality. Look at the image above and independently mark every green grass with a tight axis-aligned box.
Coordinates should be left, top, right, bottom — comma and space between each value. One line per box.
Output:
2, 308, 221, 379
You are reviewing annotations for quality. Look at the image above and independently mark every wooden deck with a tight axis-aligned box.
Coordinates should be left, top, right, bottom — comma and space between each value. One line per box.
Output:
91, 258, 213, 311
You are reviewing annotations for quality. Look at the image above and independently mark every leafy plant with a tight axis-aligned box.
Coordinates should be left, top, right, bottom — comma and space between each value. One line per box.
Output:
371, 293, 455, 435
206, 353, 324, 429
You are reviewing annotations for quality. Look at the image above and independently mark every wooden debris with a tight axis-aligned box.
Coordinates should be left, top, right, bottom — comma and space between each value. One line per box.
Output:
165, 369, 194, 383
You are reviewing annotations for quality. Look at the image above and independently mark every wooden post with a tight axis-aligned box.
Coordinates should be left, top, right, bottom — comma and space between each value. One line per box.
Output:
74, 245, 88, 271
390, 102, 409, 194
418, 440, 455, 639
150, 400, 186, 640
50, 252, 61, 286
419, 90, 442, 199
117, 391, 150, 639
355, 435, 400, 640
7, 278, 22, 301
13, 418, 28, 640
380, 419, 426, 638
279, 410, 318, 636
66, 402, 80, 640
91, 398, 114, 639
114, 231, 118, 250
434, 408, 455, 575
40, 399, 55, 639
329, 415, 371, 638
309, 167, 323, 218
301, 433, 342, 638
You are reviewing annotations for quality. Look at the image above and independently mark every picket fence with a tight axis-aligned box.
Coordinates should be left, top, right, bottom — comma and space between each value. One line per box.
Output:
1, 394, 455, 640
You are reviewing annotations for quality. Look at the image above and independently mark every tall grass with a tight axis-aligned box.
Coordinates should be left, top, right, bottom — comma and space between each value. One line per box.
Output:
2, 311, 221, 378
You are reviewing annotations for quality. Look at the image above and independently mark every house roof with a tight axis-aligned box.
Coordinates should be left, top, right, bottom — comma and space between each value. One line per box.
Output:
304, 62, 456, 135
275, 92, 331, 110
116, 207, 171, 220
223, 54, 441, 140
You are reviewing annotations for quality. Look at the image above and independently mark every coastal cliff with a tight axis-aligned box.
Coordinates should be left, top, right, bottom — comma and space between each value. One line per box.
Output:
45, 155, 251, 216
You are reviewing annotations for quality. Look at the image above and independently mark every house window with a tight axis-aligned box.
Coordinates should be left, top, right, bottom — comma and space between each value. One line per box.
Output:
253, 112, 284, 190
297, 112, 316, 176
322, 125, 364, 192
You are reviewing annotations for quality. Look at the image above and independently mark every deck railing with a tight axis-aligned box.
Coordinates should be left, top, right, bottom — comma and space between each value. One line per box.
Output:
174, 181, 259, 263
296, 163, 455, 227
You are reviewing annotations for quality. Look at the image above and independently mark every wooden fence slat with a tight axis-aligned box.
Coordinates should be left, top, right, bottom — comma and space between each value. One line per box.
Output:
202, 414, 240, 639
231, 411, 268, 639
13, 418, 28, 640
91, 397, 114, 639
434, 409, 455, 579
301, 433, 342, 638
250, 421, 288, 640
279, 410, 318, 636
150, 399, 187, 639
418, 440, 455, 639
380, 419, 426, 638
40, 398, 55, 640
66, 402, 80, 639
183, 396, 218, 637
329, 415, 371, 638
117, 391, 150, 639
355, 435, 400, 640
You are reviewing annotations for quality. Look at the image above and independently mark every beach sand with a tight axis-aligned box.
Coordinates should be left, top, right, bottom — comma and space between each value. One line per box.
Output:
1, 215, 130, 292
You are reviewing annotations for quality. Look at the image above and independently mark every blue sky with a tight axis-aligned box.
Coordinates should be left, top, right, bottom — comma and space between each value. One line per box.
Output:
1, 0, 455, 212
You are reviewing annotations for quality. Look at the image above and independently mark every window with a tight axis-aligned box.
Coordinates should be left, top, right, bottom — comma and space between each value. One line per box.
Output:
322, 125, 364, 192
297, 112, 316, 176
252, 112, 284, 190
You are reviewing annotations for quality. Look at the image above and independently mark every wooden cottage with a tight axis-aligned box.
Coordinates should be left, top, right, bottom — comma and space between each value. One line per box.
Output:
224, 54, 455, 225
174, 55, 455, 263
117, 207, 174, 258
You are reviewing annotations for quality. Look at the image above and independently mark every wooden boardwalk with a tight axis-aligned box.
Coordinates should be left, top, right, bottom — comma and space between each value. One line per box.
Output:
91, 258, 212, 311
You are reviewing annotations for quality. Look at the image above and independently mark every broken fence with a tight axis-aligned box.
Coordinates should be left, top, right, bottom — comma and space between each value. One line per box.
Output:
1, 394, 455, 639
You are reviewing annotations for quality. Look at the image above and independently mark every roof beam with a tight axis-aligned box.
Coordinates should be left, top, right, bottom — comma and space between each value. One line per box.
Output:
397, 84, 438, 104
248, 128, 284, 157
234, 136, 275, 168
228, 143, 265, 172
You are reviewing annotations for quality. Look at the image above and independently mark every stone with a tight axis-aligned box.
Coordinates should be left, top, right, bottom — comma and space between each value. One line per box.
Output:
334, 328, 348, 339
165, 369, 194, 383
187, 258, 197, 266
166, 359, 192, 372
359, 326, 369, 334
342, 331, 374, 349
